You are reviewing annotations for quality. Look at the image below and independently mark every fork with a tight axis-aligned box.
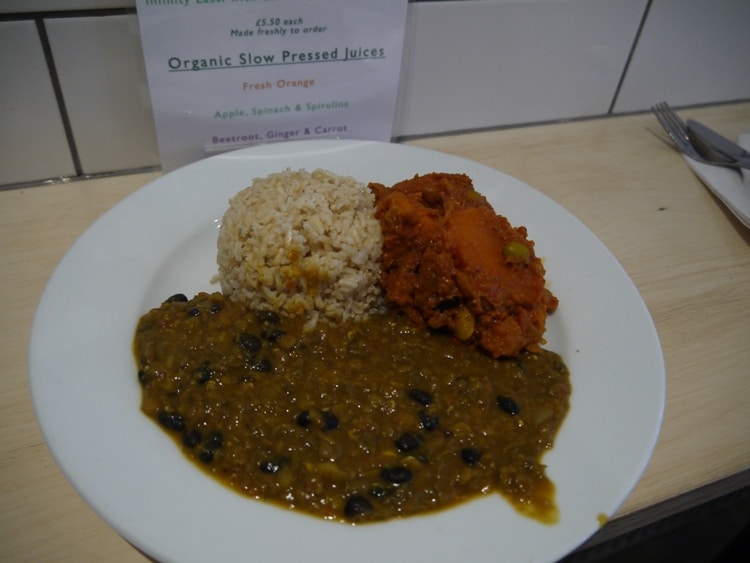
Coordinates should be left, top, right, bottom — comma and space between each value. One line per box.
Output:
651, 102, 741, 170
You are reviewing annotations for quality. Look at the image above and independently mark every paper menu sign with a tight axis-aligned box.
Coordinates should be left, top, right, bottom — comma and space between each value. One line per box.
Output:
135, 0, 409, 172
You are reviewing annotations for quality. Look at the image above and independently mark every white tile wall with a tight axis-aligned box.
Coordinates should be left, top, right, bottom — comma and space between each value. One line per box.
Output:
394, 0, 648, 136
0, 20, 75, 185
1, 0, 749, 187
46, 14, 160, 175
614, 0, 750, 112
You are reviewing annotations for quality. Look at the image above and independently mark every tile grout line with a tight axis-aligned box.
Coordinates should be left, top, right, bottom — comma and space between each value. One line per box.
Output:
608, 0, 654, 115
35, 17, 83, 178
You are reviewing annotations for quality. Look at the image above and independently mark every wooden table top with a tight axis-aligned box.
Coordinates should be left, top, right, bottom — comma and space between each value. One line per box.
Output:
2, 102, 748, 561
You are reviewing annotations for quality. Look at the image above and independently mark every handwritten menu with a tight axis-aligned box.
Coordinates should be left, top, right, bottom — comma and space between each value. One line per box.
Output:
135, 0, 409, 172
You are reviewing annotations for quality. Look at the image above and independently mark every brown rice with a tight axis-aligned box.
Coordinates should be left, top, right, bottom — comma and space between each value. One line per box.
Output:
216, 168, 384, 330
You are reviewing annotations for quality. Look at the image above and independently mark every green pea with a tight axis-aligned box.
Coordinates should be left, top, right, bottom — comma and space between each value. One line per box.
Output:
503, 241, 530, 262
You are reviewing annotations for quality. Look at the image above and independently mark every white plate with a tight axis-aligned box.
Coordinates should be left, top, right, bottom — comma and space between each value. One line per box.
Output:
30, 140, 664, 563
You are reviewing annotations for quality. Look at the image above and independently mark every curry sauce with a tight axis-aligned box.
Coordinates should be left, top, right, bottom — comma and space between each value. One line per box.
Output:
134, 292, 570, 524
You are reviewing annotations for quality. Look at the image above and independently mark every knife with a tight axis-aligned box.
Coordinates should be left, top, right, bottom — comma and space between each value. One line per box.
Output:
686, 119, 750, 168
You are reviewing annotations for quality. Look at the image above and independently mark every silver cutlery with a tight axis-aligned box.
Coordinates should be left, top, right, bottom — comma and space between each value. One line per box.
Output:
686, 119, 750, 169
651, 102, 747, 170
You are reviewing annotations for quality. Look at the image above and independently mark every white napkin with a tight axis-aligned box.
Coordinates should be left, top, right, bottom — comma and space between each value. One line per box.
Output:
683, 133, 750, 228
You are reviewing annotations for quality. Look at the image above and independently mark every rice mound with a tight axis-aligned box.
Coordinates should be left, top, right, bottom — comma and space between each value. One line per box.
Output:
216, 168, 384, 329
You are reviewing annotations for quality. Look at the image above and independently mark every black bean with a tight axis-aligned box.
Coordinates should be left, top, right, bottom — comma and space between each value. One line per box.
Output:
395, 432, 423, 452
195, 431, 223, 462
187, 307, 201, 317
295, 410, 312, 427
320, 411, 339, 431
262, 328, 286, 343
205, 431, 223, 450
198, 448, 215, 463
208, 302, 223, 314
137, 369, 148, 386
165, 293, 188, 303
157, 410, 185, 431
418, 410, 439, 431
259, 459, 284, 474
408, 388, 433, 407
497, 395, 521, 416
196, 362, 213, 384
344, 494, 374, 519
380, 466, 412, 484
461, 448, 482, 466
251, 357, 273, 372
239, 332, 262, 351
182, 429, 202, 448
257, 310, 280, 324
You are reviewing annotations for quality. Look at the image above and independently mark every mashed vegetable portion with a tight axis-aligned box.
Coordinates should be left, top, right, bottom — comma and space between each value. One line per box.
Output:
370, 173, 558, 358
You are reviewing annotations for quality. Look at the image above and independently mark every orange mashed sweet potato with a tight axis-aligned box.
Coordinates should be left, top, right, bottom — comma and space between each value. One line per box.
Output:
369, 172, 557, 358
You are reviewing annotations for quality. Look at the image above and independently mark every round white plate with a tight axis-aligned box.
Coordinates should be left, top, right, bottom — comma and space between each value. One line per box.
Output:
30, 140, 664, 563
